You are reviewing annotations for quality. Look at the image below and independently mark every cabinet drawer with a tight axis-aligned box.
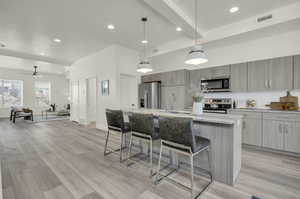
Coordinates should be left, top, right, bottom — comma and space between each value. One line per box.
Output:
263, 112, 300, 122
229, 110, 262, 119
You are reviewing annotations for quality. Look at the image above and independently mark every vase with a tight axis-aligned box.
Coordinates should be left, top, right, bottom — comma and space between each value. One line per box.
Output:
192, 102, 203, 115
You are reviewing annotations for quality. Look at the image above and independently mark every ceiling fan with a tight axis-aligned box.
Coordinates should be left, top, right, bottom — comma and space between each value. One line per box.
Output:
32, 66, 43, 78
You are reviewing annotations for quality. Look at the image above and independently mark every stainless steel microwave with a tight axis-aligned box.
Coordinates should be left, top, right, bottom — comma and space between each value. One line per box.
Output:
201, 78, 230, 92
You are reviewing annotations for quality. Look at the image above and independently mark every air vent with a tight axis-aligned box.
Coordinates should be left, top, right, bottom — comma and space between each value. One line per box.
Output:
257, 14, 273, 23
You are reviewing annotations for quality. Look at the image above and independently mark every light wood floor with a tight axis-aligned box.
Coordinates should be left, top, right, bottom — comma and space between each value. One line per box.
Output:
0, 119, 300, 199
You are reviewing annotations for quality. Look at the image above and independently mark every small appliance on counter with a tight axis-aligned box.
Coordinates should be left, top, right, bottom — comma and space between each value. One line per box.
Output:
246, 99, 257, 108
203, 98, 232, 114
265, 91, 299, 111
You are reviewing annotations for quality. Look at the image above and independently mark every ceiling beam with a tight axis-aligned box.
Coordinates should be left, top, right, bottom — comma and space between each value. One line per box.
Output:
143, 0, 204, 39
0, 49, 72, 66
149, 2, 300, 57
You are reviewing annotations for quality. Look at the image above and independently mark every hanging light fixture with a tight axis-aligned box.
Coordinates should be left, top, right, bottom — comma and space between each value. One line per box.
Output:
185, 0, 208, 65
32, 66, 42, 78
137, 17, 153, 73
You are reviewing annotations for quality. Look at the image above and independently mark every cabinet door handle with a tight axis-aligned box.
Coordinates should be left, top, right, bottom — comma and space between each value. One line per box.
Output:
285, 124, 288, 134
279, 124, 282, 134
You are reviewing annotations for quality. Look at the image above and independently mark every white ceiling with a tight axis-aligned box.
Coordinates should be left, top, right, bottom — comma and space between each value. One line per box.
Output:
0, 0, 299, 73
173, 0, 299, 30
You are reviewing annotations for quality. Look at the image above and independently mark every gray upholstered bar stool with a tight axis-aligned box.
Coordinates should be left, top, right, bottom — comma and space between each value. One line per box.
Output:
156, 116, 213, 199
104, 109, 131, 162
127, 113, 159, 176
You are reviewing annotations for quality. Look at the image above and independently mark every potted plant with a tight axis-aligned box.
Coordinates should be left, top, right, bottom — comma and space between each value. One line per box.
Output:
192, 92, 204, 115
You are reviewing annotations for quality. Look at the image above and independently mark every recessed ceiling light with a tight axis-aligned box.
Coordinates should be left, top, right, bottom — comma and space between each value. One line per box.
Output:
230, 6, 239, 13
176, 27, 182, 32
53, 38, 61, 43
40, 52, 45, 56
0, 43, 6, 48
107, 24, 115, 30
141, 40, 148, 44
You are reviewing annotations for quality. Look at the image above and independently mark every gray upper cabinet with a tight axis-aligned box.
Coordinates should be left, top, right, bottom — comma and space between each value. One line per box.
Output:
141, 73, 161, 83
161, 70, 186, 86
248, 57, 293, 92
247, 59, 269, 92
210, 65, 230, 78
268, 56, 293, 91
230, 63, 247, 92
199, 68, 212, 80
189, 69, 201, 89
294, 55, 300, 89
161, 86, 186, 110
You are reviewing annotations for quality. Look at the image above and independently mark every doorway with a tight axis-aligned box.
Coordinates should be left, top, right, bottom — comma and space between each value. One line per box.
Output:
87, 77, 97, 127
120, 74, 138, 109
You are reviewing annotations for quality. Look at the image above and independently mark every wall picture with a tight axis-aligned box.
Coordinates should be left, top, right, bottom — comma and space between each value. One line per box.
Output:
101, 80, 109, 96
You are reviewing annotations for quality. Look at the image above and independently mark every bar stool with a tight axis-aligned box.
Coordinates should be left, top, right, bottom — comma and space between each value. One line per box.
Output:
156, 116, 213, 199
104, 109, 131, 162
127, 113, 159, 176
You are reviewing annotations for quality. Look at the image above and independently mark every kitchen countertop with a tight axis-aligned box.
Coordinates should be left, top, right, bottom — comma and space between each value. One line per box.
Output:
230, 108, 300, 114
123, 108, 243, 125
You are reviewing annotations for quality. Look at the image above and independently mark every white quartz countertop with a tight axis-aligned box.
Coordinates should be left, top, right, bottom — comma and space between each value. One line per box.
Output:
123, 108, 243, 125
231, 108, 300, 114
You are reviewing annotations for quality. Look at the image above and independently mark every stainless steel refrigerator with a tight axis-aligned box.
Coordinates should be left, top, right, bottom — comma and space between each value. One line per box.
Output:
139, 82, 161, 109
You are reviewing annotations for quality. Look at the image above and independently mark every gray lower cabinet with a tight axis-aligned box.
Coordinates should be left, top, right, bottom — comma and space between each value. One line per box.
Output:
263, 119, 285, 150
262, 113, 300, 153
230, 63, 247, 92
294, 55, 300, 89
285, 121, 300, 153
229, 110, 262, 146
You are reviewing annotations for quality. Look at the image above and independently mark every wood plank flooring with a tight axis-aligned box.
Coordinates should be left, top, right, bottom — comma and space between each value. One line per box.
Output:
0, 119, 299, 199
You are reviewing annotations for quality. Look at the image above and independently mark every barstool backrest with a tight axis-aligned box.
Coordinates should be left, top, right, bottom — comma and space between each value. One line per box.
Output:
159, 116, 195, 151
105, 109, 125, 131
129, 113, 155, 137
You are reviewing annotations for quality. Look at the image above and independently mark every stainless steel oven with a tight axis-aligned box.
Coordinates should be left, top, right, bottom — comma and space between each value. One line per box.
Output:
201, 78, 230, 92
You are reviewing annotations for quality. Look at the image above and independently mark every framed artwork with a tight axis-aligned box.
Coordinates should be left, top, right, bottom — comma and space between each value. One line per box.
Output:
101, 80, 109, 96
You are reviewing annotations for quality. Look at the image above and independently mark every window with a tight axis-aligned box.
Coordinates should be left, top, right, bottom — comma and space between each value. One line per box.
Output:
0, 79, 23, 108
35, 81, 51, 107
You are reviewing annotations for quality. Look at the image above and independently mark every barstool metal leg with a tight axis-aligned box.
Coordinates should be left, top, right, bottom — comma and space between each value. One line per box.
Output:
104, 130, 110, 156
206, 147, 213, 181
190, 154, 194, 199
150, 138, 153, 176
155, 141, 163, 183
120, 133, 124, 162
127, 133, 133, 165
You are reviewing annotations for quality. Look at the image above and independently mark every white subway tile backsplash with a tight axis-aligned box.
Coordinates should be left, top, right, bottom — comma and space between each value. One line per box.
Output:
204, 90, 300, 108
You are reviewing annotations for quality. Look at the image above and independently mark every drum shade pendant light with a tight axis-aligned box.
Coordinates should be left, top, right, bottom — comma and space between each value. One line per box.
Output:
185, 0, 208, 65
137, 17, 153, 73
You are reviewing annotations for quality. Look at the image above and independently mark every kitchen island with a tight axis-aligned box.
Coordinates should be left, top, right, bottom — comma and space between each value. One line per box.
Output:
123, 108, 243, 186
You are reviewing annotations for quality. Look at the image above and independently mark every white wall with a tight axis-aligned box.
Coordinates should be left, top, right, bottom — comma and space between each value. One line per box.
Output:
69, 45, 139, 130
0, 68, 69, 118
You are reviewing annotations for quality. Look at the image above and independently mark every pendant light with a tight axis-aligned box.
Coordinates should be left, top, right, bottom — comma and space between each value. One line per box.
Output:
137, 17, 153, 73
185, 0, 208, 65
